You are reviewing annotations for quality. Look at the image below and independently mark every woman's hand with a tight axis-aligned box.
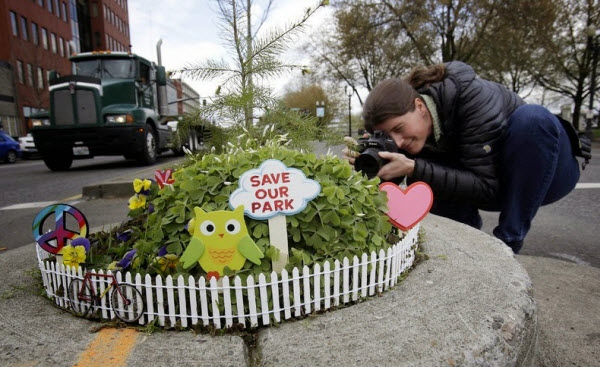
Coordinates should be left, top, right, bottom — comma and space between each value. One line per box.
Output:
377, 152, 415, 180
342, 136, 360, 165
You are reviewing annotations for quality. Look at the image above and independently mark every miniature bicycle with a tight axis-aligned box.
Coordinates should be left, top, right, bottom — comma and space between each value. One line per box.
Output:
67, 272, 144, 322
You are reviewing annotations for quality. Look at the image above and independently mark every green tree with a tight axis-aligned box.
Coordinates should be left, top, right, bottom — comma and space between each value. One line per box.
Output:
470, 0, 556, 94
176, 0, 329, 129
309, 0, 556, 100
532, 0, 600, 129
306, 0, 417, 104
281, 82, 341, 127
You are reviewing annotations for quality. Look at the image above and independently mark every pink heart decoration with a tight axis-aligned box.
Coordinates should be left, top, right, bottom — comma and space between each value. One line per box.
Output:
155, 169, 175, 189
379, 182, 433, 230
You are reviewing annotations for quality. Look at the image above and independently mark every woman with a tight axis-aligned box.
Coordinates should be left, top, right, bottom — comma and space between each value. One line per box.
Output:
348, 61, 581, 253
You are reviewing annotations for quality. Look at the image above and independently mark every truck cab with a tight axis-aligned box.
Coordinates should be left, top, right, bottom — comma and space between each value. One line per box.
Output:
31, 51, 179, 171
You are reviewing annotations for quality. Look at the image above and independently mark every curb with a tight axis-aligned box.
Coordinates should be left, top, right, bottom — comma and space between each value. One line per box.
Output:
82, 182, 133, 199
257, 214, 537, 366
0, 214, 537, 366
81, 158, 186, 199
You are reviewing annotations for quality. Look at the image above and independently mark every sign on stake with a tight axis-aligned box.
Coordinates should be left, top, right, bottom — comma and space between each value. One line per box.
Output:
230, 159, 320, 272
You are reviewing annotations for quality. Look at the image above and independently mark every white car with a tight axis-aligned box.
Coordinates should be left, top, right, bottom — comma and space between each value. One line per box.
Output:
18, 133, 38, 159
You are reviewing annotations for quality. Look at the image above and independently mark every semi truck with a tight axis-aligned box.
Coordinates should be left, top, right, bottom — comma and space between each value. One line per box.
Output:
30, 50, 184, 171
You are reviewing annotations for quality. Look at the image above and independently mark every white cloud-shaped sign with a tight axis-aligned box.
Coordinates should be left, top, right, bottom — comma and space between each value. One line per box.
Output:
229, 159, 321, 220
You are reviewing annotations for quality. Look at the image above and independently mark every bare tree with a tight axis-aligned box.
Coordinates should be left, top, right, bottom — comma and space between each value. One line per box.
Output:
532, 0, 600, 129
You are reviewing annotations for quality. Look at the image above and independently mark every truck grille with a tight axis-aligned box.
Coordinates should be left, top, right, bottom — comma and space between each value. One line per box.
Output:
52, 89, 98, 125
76, 90, 97, 124
54, 90, 75, 125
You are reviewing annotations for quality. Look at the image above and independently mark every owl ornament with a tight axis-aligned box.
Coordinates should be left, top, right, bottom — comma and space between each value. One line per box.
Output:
180, 205, 264, 278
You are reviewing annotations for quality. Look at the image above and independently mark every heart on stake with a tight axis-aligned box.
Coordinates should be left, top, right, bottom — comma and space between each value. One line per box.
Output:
155, 169, 175, 189
379, 182, 433, 230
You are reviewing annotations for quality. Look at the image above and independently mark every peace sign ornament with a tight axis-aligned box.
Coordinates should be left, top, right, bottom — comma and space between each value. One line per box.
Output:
32, 204, 89, 254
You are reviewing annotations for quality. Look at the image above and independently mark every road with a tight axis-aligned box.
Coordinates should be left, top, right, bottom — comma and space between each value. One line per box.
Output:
1, 146, 599, 267
0, 154, 183, 251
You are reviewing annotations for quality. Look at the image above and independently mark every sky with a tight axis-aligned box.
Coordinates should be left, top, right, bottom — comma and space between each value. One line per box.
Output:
128, 0, 333, 104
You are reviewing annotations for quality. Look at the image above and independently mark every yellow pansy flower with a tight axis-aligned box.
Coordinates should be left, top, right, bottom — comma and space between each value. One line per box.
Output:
128, 194, 147, 210
156, 254, 179, 272
61, 245, 86, 268
133, 178, 152, 193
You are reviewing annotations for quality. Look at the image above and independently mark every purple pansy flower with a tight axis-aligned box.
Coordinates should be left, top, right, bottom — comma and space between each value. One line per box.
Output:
148, 204, 155, 214
116, 249, 137, 269
158, 245, 168, 257
117, 229, 133, 242
71, 237, 91, 252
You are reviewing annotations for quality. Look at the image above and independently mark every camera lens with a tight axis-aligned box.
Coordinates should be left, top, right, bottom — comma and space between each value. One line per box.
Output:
355, 148, 385, 179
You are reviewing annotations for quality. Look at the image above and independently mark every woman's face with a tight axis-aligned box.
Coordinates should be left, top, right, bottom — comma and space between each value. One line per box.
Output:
375, 98, 433, 155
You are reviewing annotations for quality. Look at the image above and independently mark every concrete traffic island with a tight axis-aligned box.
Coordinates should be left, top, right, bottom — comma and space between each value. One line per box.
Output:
255, 214, 537, 366
0, 214, 536, 366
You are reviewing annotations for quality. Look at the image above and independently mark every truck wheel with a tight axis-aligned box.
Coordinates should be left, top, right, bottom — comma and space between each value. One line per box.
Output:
5, 150, 18, 163
136, 124, 158, 165
43, 151, 73, 171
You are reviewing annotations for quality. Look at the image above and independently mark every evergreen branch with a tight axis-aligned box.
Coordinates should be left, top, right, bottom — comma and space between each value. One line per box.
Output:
249, 1, 327, 61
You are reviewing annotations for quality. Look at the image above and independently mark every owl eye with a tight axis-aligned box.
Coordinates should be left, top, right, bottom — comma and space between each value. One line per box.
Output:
200, 220, 216, 236
225, 219, 241, 234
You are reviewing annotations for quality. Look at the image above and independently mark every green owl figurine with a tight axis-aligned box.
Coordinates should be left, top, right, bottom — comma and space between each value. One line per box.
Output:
180, 205, 264, 278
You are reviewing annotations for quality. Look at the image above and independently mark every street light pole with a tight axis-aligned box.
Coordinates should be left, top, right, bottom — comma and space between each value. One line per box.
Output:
345, 86, 352, 137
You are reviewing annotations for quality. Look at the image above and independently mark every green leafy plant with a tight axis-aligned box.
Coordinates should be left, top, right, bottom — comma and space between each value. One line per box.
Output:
87, 133, 394, 280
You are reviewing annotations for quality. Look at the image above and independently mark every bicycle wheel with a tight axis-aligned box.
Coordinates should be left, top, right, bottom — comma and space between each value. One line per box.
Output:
110, 284, 144, 322
67, 278, 93, 317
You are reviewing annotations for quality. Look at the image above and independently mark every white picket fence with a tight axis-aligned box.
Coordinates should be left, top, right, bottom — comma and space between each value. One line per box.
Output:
35, 224, 419, 329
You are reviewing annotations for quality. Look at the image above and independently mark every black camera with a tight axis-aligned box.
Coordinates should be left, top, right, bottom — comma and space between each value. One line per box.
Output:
354, 130, 398, 178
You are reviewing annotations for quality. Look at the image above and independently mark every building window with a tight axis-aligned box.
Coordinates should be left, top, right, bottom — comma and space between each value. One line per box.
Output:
10, 11, 18, 36
41, 28, 48, 49
58, 36, 64, 56
47, 0, 52, 13
16, 61, 24, 84
51, 33, 57, 53
38, 0, 43, 6
62, 2, 68, 22
31, 23, 39, 45
20, 17, 28, 41
54, 0, 60, 16
26, 64, 33, 86
37, 67, 44, 89
91, 2, 98, 17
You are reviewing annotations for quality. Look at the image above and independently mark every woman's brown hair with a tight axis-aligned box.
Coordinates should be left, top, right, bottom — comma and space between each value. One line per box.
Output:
362, 64, 446, 133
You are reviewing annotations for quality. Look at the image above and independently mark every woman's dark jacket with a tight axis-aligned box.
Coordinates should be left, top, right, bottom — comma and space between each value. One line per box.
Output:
412, 61, 524, 209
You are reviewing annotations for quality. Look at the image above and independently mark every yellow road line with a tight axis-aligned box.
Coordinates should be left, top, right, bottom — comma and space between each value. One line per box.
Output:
73, 328, 138, 367
62, 194, 83, 202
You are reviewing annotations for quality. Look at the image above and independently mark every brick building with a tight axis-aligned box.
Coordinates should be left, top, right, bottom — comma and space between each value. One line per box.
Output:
0, 0, 130, 136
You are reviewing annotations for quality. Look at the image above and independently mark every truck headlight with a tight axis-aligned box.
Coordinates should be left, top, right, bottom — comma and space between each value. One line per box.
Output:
105, 114, 134, 123
31, 119, 50, 127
